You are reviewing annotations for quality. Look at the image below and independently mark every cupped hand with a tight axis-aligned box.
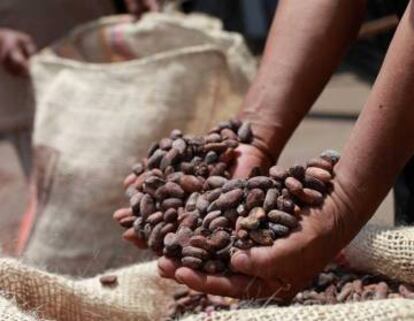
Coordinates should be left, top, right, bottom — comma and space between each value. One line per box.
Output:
158, 178, 357, 300
0, 29, 36, 76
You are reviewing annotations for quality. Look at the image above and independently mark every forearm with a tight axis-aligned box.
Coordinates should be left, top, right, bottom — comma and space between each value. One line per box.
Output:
336, 2, 414, 230
241, 0, 366, 159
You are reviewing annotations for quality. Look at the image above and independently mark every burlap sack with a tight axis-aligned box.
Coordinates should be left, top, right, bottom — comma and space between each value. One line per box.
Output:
0, 259, 179, 321
21, 13, 256, 276
342, 225, 414, 285
0, 241, 413, 321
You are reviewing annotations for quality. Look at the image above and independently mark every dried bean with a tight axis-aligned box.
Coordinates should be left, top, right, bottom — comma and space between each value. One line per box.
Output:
140, 194, 155, 219
204, 143, 228, 153
263, 188, 279, 211
249, 229, 274, 245
306, 157, 333, 172
185, 192, 199, 211
320, 150, 340, 165
208, 230, 231, 249
237, 122, 253, 143
205, 176, 228, 189
161, 198, 184, 211
285, 176, 303, 194
245, 188, 265, 210
181, 256, 203, 270
182, 246, 209, 260
289, 164, 306, 180
180, 175, 203, 193
247, 176, 274, 189
268, 223, 290, 237
202, 211, 222, 228
132, 162, 144, 176
269, 165, 288, 181
119, 216, 135, 228
146, 211, 164, 225
214, 189, 244, 210
209, 216, 230, 230
147, 149, 166, 169
267, 210, 298, 228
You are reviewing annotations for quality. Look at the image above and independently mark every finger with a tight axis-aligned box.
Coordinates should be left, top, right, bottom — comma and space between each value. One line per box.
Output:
122, 227, 147, 248
5, 48, 29, 76
123, 173, 137, 188
158, 256, 180, 279
174, 267, 279, 298
113, 207, 133, 222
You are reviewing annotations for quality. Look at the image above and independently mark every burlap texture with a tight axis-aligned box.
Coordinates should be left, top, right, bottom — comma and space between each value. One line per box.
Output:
22, 13, 256, 276
0, 259, 179, 321
181, 299, 414, 321
0, 254, 412, 321
342, 225, 414, 285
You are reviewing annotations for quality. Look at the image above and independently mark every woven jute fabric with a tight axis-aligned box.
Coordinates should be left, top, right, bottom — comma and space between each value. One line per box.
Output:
22, 13, 256, 276
0, 259, 179, 321
342, 225, 414, 285
181, 298, 414, 321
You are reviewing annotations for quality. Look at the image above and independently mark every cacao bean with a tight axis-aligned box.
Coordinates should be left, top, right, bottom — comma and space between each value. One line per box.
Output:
214, 189, 244, 210
263, 188, 279, 211
148, 222, 165, 251
205, 151, 218, 164
249, 229, 274, 245
119, 216, 135, 228
267, 210, 298, 228
204, 143, 228, 153
285, 176, 303, 194
208, 230, 231, 249
247, 176, 274, 189
306, 157, 333, 172
208, 216, 230, 230
269, 165, 288, 181
303, 175, 327, 194
146, 211, 164, 225
172, 138, 187, 154
132, 162, 144, 176
245, 188, 265, 210
185, 192, 199, 211
182, 246, 209, 260
205, 176, 228, 189
196, 196, 210, 214
161, 198, 184, 211
180, 175, 203, 193
181, 256, 203, 269
320, 149, 340, 165
147, 149, 166, 169
268, 223, 290, 237
289, 164, 306, 180
170, 129, 183, 139
140, 194, 155, 219
202, 210, 222, 228
237, 122, 253, 143
206, 133, 222, 143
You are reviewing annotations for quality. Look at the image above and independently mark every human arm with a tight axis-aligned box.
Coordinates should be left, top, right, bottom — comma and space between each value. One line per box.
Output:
233, 0, 366, 178
159, 1, 414, 299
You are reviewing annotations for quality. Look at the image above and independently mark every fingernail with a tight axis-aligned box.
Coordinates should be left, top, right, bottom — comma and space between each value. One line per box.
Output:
232, 252, 253, 273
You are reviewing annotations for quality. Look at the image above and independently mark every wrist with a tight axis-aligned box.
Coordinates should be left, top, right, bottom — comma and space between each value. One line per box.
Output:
238, 111, 286, 164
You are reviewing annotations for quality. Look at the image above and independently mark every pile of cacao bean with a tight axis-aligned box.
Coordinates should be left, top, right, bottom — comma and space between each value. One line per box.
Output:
165, 265, 414, 320
115, 119, 339, 273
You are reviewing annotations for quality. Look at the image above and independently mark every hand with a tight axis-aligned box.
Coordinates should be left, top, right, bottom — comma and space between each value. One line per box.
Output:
158, 178, 358, 300
124, 0, 162, 18
232, 143, 273, 179
0, 29, 36, 77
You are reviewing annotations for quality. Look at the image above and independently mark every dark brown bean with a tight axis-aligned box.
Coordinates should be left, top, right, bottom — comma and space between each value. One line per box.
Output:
204, 143, 228, 153
180, 175, 203, 193
263, 188, 279, 211
247, 176, 274, 189
189, 235, 214, 252
147, 149, 166, 169
289, 164, 306, 180
119, 216, 136, 228
303, 175, 327, 194
147, 142, 159, 157
148, 222, 165, 251
267, 210, 298, 228
140, 194, 156, 219
206, 133, 222, 143
180, 211, 200, 229
164, 208, 178, 223
208, 230, 231, 250
249, 229, 274, 245
202, 210, 222, 228
222, 179, 245, 192
160, 148, 180, 170
214, 189, 244, 210
269, 165, 288, 181
185, 192, 200, 211
99, 275, 118, 286
277, 196, 294, 213
172, 138, 187, 154
170, 129, 183, 139
130, 192, 144, 215
320, 150, 340, 165
205, 176, 228, 189
269, 223, 290, 237
182, 246, 209, 260
208, 216, 230, 230
237, 122, 253, 143
205, 188, 222, 202
196, 196, 210, 214
181, 256, 203, 270
161, 198, 184, 211
245, 188, 265, 210
132, 162, 144, 176
146, 211, 164, 225
205, 151, 218, 164
221, 128, 238, 140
